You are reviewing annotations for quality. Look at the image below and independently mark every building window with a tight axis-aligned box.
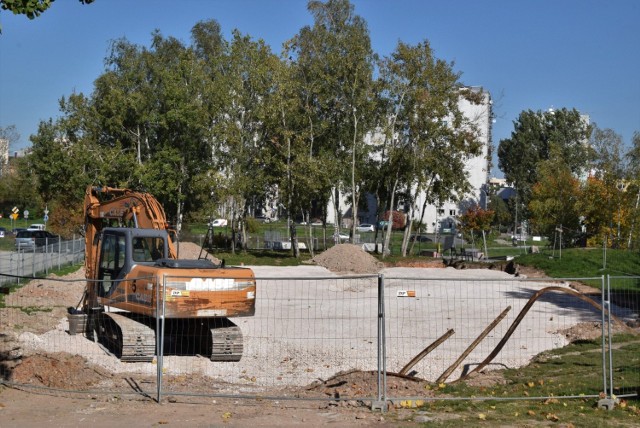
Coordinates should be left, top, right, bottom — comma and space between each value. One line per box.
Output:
438, 209, 445, 215
449, 209, 456, 216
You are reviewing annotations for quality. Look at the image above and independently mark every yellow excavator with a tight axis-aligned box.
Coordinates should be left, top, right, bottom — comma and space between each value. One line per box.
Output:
80, 185, 256, 362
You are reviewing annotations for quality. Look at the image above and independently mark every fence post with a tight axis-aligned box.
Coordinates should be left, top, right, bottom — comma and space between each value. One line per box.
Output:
156, 275, 165, 404
596, 274, 621, 411
606, 275, 614, 399
373, 273, 387, 412
600, 275, 608, 398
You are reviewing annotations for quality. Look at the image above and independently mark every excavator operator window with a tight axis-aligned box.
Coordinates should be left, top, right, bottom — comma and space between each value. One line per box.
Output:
98, 234, 126, 297
132, 237, 165, 262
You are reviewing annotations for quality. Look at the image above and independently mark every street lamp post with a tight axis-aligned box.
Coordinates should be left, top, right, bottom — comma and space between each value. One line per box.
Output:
479, 185, 489, 210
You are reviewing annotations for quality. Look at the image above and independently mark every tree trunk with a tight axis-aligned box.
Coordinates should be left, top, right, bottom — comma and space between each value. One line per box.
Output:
382, 175, 399, 259
350, 111, 359, 242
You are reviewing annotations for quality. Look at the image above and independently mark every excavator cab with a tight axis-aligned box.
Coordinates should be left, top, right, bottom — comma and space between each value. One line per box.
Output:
96, 227, 168, 298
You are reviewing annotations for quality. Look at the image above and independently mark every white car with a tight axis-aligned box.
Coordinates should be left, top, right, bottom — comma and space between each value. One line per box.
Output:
356, 223, 375, 233
210, 219, 228, 227
333, 232, 350, 242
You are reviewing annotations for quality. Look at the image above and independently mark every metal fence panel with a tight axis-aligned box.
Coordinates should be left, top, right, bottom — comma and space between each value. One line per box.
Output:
607, 276, 640, 398
1, 267, 638, 406
383, 273, 609, 400
0, 238, 85, 287
156, 273, 380, 400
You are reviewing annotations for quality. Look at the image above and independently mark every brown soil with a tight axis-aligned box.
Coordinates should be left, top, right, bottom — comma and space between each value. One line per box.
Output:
311, 244, 384, 274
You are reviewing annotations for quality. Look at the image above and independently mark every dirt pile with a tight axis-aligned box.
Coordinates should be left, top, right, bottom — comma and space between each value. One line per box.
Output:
311, 244, 383, 274
10, 353, 110, 389
177, 241, 220, 263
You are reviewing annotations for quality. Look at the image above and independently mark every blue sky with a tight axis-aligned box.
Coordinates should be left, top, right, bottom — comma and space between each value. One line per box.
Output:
1, 0, 638, 177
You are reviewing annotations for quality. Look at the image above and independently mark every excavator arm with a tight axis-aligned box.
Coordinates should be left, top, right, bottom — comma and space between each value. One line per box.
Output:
84, 186, 178, 282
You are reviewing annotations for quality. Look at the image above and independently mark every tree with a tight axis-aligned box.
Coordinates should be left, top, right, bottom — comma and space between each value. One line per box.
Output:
458, 205, 494, 256
287, 0, 376, 242
487, 193, 511, 233
579, 126, 632, 248
210, 30, 279, 252
529, 149, 582, 246
625, 132, 640, 248
0, 0, 93, 18
498, 108, 592, 213
376, 40, 484, 257
0, 155, 41, 218
0, 125, 20, 176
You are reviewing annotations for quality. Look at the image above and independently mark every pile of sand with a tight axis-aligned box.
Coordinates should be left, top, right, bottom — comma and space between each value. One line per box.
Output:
311, 244, 383, 274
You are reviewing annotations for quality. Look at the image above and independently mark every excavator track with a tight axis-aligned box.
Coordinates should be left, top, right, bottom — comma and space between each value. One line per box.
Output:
98, 312, 156, 362
209, 322, 243, 362
95, 312, 244, 362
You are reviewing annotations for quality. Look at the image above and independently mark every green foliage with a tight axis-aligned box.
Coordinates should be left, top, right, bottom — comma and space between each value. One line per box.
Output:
0, 0, 93, 33
528, 150, 582, 243
0, 155, 42, 213
375, 40, 484, 256
498, 108, 591, 210
286, 0, 377, 240
1, 0, 54, 19
459, 205, 494, 233
488, 193, 511, 232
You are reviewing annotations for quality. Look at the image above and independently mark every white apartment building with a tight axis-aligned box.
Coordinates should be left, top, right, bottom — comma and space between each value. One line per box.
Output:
327, 86, 493, 233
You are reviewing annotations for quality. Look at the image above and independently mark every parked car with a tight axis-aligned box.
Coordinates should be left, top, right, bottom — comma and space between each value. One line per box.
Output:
0, 227, 5, 238
356, 223, 375, 233
209, 219, 228, 227
409, 234, 432, 243
334, 232, 350, 242
14, 230, 60, 251
27, 223, 46, 231
12, 227, 26, 235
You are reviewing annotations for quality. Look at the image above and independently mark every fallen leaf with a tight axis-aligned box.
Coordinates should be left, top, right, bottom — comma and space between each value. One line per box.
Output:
527, 410, 536, 416
478, 413, 486, 420
546, 413, 559, 422
527, 381, 535, 388
222, 412, 232, 420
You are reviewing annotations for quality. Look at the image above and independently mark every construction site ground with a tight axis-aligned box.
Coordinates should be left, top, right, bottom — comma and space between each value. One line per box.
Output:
0, 243, 623, 427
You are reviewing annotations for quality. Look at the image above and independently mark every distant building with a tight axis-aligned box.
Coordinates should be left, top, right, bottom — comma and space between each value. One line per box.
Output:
329, 87, 493, 233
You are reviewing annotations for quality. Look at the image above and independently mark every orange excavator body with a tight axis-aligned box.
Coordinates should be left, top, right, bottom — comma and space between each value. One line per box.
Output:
81, 186, 255, 362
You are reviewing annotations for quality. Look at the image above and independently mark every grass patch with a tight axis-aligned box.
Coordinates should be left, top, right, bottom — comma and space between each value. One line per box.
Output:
517, 248, 640, 294
517, 248, 640, 278
416, 335, 640, 426
15, 306, 54, 315
207, 250, 313, 266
